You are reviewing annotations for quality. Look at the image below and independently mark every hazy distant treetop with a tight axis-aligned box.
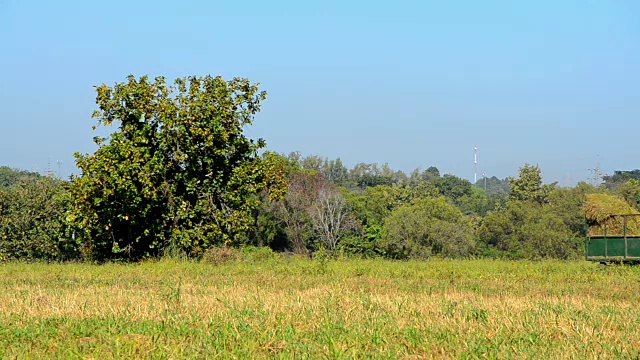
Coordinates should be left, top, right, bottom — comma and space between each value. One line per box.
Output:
508, 164, 556, 204
603, 170, 640, 189
0, 166, 40, 188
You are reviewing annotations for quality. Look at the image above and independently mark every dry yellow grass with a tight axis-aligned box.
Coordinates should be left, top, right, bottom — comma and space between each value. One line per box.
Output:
0, 257, 639, 359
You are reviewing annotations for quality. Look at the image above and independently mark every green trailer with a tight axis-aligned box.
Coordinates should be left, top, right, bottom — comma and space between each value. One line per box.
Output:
586, 214, 640, 263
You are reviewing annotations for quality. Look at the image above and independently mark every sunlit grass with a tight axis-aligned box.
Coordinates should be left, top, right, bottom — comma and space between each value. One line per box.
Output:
0, 256, 639, 358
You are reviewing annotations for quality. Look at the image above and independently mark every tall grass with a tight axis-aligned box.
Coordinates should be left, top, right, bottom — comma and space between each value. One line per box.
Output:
0, 255, 639, 358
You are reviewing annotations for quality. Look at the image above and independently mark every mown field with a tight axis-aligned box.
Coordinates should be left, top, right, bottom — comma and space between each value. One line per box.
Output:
0, 254, 639, 359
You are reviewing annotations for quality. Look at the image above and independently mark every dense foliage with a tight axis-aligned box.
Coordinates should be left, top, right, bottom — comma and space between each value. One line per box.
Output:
0, 174, 75, 261
68, 75, 285, 260
378, 197, 475, 259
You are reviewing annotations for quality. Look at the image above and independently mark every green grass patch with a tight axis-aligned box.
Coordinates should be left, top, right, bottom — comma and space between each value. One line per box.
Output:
1, 257, 639, 358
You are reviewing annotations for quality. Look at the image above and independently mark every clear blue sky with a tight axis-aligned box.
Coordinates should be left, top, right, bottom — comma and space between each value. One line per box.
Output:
1, 1, 638, 185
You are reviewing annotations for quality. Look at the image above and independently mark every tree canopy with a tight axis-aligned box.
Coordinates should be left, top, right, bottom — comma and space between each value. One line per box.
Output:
68, 75, 285, 260
508, 164, 556, 204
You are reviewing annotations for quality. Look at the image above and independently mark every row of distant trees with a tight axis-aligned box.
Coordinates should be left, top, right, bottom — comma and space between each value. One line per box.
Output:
3, 158, 639, 261
250, 158, 613, 260
2, 74, 640, 262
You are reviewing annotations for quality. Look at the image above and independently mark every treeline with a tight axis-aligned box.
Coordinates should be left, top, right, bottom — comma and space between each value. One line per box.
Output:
4, 158, 640, 262
251, 157, 594, 260
2, 74, 640, 262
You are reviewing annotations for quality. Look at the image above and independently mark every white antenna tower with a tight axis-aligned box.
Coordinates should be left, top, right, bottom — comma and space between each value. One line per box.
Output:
474, 145, 478, 185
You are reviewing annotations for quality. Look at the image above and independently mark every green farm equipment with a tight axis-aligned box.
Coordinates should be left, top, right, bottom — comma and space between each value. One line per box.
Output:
586, 214, 640, 263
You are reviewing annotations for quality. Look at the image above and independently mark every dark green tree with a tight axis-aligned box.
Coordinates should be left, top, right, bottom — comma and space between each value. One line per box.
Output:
456, 187, 490, 216
68, 75, 284, 260
433, 174, 474, 202
603, 170, 640, 189
423, 166, 441, 182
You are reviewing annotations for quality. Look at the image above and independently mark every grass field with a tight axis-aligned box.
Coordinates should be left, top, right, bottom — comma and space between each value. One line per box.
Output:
1, 254, 639, 359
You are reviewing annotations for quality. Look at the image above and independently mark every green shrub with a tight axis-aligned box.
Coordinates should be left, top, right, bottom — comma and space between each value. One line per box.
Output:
377, 197, 475, 259
0, 175, 77, 261
336, 225, 380, 258
478, 200, 584, 260
241, 246, 277, 262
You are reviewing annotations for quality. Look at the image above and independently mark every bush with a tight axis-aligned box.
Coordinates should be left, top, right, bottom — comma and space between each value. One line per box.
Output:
201, 246, 240, 265
0, 175, 77, 261
241, 246, 277, 262
377, 197, 475, 259
336, 225, 380, 258
477, 200, 584, 260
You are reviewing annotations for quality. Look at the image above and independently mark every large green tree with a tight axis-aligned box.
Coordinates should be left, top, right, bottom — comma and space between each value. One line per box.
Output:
69, 75, 284, 259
